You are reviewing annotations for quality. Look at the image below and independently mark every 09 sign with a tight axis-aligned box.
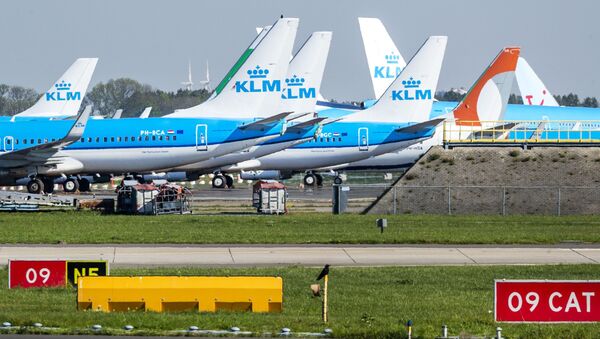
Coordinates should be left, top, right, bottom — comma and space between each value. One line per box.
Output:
9, 260, 108, 288
495, 280, 600, 322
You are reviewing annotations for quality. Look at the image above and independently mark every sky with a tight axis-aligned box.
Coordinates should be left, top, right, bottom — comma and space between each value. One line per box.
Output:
0, 0, 598, 101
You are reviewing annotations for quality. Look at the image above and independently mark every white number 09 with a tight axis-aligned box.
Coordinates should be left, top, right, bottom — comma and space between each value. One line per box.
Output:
25, 268, 51, 284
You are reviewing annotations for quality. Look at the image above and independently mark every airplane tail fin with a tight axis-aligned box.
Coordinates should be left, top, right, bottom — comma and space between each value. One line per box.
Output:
453, 47, 520, 125
279, 31, 332, 115
344, 36, 447, 123
169, 18, 298, 118
139, 107, 152, 119
516, 57, 559, 106
112, 109, 123, 119
358, 17, 407, 99
16, 58, 98, 118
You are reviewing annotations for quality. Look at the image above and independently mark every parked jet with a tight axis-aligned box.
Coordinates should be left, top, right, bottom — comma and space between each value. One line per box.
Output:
235, 36, 448, 185
0, 17, 299, 194
515, 57, 559, 107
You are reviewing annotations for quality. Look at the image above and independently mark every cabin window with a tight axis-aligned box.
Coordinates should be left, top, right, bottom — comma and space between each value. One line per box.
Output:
173, 136, 177, 141
87, 137, 91, 142
103, 137, 107, 142
138, 136, 142, 141
37, 139, 41, 144
15, 139, 18, 145
6, 139, 11, 145
44, 138, 48, 143
111, 137, 115, 142
23, 139, 27, 144
96, 137, 100, 142
338, 137, 342, 141
30, 139, 34, 144
166, 136, 170, 141
145, 136, 149, 141
80, 138, 84, 143
320, 138, 323, 142
52, 138, 56, 142
124, 137, 128, 142
158, 136, 163, 141
152, 136, 156, 141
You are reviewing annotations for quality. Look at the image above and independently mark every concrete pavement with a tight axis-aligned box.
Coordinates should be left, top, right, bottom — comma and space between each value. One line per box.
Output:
1, 245, 598, 267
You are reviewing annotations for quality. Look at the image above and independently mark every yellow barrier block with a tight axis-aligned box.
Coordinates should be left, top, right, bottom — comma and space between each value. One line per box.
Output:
77, 276, 282, 313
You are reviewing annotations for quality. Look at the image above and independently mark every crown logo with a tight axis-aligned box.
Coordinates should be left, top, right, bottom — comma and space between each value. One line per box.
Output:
285, 75, 305, 87
402, 77, 421, 88
247, 65, 269, 79
55, 80, 72, 91
385, 53, 400, 64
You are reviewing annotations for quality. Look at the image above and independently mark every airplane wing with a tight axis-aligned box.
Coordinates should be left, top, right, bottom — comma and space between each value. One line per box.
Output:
113, 109, 123, 119
238, 111, 293, 130
0, 105, 91, 167
395, 118, 445, 134
287, 117, 326, 131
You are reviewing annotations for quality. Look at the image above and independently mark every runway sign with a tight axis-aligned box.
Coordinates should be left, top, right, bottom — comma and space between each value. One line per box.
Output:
9, 260, 66, 288
9, 260, 109, 288
66, 260, 108, 286
495, 280, 600, 322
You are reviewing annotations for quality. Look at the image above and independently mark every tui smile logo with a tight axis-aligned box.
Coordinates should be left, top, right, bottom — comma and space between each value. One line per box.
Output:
235, 66, 281, 93
392, 77, 432, 101
45, 80, 81, 102
281, 75, 316, 100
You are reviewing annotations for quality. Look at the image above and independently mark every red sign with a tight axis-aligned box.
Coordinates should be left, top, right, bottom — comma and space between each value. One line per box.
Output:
495, 280, 600, 322
9, 260, 67, 288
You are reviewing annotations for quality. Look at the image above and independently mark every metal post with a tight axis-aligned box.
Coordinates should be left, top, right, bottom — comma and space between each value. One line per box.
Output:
393, 187, 397, 215
447, 186, 451, 215
441, 324, 448, 338
557, 187, 561, 216
502, 186, 506, 216
495, 326, 502, 339
322, 274, 328, 323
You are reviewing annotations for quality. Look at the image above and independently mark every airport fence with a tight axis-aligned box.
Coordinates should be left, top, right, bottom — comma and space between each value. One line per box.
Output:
363, 185, 600, 215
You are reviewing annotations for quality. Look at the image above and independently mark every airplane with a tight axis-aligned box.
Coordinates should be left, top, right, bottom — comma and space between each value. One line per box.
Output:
0, 58, 98, 121
233, 36, 449, 185
358, 17, 600, 123
0, 17, 299, 194
168, 31, 333, 188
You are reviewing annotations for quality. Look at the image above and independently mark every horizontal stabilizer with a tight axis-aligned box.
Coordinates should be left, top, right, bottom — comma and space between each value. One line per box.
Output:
238, 111, 293, 130
395, 118, 444, 133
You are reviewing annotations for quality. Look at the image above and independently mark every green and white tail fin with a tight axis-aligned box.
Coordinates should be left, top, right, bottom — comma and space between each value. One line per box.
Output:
16, 58, 98, 118
168, 17, 298, 118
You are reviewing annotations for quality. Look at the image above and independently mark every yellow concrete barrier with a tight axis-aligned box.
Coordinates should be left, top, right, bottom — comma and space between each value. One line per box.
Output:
77, 276, 282, 313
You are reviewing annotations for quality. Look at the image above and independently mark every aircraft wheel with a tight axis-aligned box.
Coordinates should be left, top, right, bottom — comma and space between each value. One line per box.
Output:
27, 179, 44, 194
225, 175, 234, 188
333, 176, 343, 185
78, 178, 91, 192
212, 175, 226, 189
63, 178, 79, 193
303, 173, 317, 186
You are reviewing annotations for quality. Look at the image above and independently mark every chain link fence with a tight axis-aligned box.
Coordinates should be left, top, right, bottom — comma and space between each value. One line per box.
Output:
365, 185, 600, 215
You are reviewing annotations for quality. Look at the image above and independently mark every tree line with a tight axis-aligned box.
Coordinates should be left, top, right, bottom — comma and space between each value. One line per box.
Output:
0, 78, 598, 116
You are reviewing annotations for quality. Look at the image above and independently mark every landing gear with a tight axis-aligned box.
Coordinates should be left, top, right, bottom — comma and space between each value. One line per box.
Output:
212, 174, 226, 189
63, 178, 79, 193
27, 178, 44, 194
78, 178, 91, 192
42, 178, 54, 194
225, 175, 234, 188
333, 176, 343, 185
303, 173, 317, 186
316, 174, 323, 186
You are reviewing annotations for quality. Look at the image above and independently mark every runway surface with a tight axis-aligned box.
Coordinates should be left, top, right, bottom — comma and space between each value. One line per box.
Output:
1, 244, 599, 266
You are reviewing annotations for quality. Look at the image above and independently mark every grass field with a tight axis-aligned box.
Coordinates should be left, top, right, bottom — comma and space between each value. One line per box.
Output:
0, 211, 599, 244
0, 265, 598, 338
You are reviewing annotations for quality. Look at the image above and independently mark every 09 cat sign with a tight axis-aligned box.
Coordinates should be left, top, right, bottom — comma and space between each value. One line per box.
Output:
9, 260, 108, 288
495, 280, 600, 322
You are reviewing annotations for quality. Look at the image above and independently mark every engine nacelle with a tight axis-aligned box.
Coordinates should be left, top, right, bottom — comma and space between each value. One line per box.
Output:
35, 158, 84, 175
240, 170, 282, 180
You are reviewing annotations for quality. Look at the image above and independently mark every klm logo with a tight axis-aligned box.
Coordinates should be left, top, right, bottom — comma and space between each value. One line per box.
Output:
392, 77, 432, 101
45, 80, 81, 101
235, 65, 281, 93
374, 53, 402, 79
281, 75, 316, 99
